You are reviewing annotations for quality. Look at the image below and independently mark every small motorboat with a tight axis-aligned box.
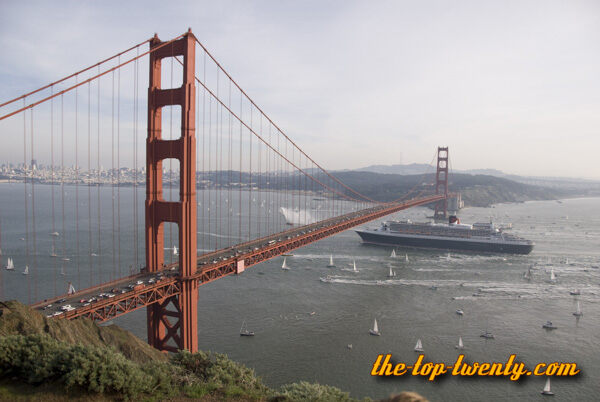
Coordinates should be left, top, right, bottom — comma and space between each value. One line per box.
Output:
320, 275, 332, 283
456, 309, 464, 316
429, 285, 438, 291
569, 289, 580, 296
542, 321, 557, 330
480, 331, 494, 339
347, 344, 353, 350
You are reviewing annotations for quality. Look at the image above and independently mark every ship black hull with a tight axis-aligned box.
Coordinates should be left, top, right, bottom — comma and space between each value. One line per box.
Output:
355, 230, 533, 255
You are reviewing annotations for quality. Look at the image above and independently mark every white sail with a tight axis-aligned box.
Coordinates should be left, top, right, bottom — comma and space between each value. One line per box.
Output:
281, 257, 289, 270
22, 265, 29, 275
446, 252, 451, 261
415, 338, 423, 351
389, 266, 394, 277
390, 249, 396, 258
327, 255, 335, 267
405, 254, 409, 262
575, 301, 582, 316
6, 257, 14, 270
550, 269, 556, 281
353, 260, 357, 272
543, 377, 551, 393
373, 319, 378, 333
173, 246, 178, 255
60, 266, 65, 276
67, 282, 76, 295
457, 336, 463, 349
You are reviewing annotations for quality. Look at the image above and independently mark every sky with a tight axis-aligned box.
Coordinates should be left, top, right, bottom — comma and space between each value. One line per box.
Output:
1, 0, 599, 179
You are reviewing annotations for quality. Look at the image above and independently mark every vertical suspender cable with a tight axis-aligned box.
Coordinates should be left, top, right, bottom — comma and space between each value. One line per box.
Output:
23, 99, 30, 303
248, 104, 252, 241
134, 50, 139, 272
117, 59, 121, 278
60, 94, 66, 279
228, 80, 232, 248
75, 78, 81, 290
111, 69, 116, 282
87, 82, 93, 286
30, 108, 37, 301
207, 96, 212, 249
50, 87, 56, 295
97, 69, 102, 284
201, 51, 206, 252
169, 57, 174, 263
238, 91, 242, 243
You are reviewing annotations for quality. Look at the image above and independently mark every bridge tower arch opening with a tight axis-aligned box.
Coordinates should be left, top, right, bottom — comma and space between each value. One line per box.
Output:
146, 30, 198, 353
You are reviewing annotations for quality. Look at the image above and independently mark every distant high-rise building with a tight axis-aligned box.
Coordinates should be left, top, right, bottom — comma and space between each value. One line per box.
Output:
31, 159, 37, 170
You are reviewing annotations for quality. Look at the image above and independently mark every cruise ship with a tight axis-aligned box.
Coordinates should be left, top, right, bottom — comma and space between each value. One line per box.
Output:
355, 216, 534, 254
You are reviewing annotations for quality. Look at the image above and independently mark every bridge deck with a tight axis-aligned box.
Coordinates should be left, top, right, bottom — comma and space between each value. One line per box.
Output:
33, 195, 443, 322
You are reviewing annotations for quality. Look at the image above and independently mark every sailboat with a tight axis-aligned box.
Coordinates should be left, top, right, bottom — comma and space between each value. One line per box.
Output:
4, 257, 14, 271
50, 245, 58, 257
390, 249, 396, 258
414, 338, 424, 352
172, 246, 178, 256
405, 254, 409, 263
541, 377, 554, 396
550, 269, 556, 283
22, 265, 29, 275
352, 260, 358, 272
326, 255, 335, 268
573, 301, 583, 317
455, 336, 464, 350
388, 266, 396, 278
369, 318, 380, 336
67, 282, 76, 295
60, 266, 65, 276
446, 252, 451, 261
281, 257, 290, 270
239, 320, 255, 336
524, 267, 532, 280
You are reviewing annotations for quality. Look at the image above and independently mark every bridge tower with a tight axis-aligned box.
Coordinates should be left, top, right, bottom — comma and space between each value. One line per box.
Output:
146, 30, 198, 353
433, 147, 449, 221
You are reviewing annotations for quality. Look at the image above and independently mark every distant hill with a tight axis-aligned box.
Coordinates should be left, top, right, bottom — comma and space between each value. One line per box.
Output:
328, 171, 566, 207
353, 164, 600, 205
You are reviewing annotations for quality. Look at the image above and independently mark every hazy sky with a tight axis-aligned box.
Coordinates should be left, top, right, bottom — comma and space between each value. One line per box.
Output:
1, 0, 599, 178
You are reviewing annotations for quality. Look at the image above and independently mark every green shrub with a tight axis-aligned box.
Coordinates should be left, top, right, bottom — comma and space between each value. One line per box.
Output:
278, 381, 354, 402
172, 350, 269, 397
0, 334, 179, 399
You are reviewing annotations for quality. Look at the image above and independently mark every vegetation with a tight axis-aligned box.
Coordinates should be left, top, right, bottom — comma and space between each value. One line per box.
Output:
0, 301, 418, 401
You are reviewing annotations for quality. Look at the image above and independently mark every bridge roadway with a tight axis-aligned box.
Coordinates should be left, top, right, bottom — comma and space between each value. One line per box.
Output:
32, 194, 444, 322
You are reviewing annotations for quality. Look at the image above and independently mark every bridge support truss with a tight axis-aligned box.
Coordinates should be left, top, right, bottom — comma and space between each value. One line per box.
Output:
434, 146, 449, 221
146, 30, 198, 353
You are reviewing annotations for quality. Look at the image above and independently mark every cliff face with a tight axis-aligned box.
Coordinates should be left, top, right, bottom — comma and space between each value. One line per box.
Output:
0, 300, 166, 364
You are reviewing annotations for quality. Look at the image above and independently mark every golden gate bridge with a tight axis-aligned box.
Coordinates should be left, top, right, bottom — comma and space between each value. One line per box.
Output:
0, 29, 449, 353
